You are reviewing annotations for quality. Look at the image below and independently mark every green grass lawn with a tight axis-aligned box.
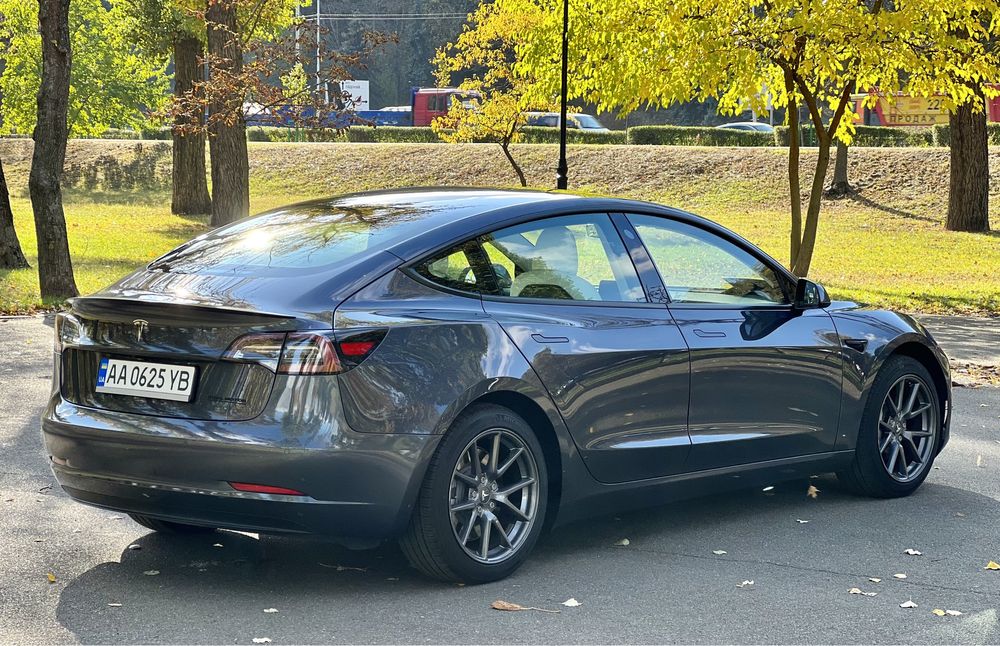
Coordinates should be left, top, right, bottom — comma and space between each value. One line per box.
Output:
1, 141, 998, 315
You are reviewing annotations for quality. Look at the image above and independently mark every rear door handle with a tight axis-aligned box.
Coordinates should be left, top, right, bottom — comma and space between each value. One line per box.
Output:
531, 334, 569, 344
692, 329, 727, 338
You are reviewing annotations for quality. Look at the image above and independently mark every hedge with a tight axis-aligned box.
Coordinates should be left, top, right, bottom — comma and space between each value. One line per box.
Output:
627, 125, 775, 146
774, 124, 934, 147
518, 126, 626, 144
931, 123, 1000, 146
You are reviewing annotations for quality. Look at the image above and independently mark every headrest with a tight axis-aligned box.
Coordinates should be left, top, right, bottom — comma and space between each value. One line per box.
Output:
530, 226, 578, 274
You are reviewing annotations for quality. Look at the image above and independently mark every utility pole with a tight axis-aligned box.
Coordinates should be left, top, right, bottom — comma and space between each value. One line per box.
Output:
555, 0, 569, 190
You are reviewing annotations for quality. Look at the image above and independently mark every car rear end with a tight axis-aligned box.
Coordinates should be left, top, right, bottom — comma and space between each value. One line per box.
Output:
41, 197, 453, 538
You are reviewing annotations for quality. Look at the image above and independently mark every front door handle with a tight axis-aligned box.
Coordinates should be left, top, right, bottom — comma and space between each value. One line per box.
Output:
693, 329, 727, 338
531, 334, 569, 344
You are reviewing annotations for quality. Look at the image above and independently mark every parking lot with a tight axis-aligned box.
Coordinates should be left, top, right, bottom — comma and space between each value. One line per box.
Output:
2, 315, 998, 644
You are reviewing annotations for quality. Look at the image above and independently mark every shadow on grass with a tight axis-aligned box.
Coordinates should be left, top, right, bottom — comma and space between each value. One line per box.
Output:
844, 191, 940, 224
833, 283, 999, 314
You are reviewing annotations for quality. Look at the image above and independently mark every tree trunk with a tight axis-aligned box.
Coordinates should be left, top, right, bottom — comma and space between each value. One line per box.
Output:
826, 140, 851, 197
792, 136, 832, 277
206, 0, 249, 227
0, 158, 30, 270
500, 143, 527, 187
29, 0, 77, 299
785, 74, 802, 267
172, 36, 212, 216
947, 96, 990, 232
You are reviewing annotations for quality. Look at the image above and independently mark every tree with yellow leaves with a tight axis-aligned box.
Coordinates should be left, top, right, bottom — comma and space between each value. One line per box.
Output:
490, 0, 998, 275
433, 3, 559, 187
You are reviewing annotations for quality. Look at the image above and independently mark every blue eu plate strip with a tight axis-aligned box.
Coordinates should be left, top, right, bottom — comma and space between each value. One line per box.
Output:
97, 358, 109, 387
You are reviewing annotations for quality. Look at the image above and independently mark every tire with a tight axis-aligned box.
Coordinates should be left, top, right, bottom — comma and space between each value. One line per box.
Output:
838, 355, 942, 498
129, 513, 215, 534
400, 404, 548, 583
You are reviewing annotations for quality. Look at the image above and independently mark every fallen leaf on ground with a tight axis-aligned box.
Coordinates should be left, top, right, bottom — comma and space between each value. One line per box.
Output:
318, 563, 367, 572
142, 570, 159, 576
712, 550, 727, 555
807, 485, 820, 499
614, 538, 630, 547
251, 639, 271, 644
893, 573, 907, 579
762, 486, 775, 492
975, 455, 985, 468
736, 580, 754, 588
946, 610, 963, 616
869, 577, 882, 583
385, 577, 399, 581
900, 600, 918, 609
903, 548, 923, 556
72, 529, 81, 533
956, 512, 967, 518
848, 588, 877, 597
561, 598, 582, 607
127, 544, 141, 551
34, 538, 46, 543
263, 608, 278, 614
984, 561, 1000, 570
109, 516, 122, 520
796, 519, 809, 524
212, 543, 224, 548
491, 600, 560, 613
108, 603, 122, 607
46, 572, 56, 584
932, 609, 946, 616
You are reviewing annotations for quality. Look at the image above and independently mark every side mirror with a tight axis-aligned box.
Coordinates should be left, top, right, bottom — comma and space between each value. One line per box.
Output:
793, 278, 831, 309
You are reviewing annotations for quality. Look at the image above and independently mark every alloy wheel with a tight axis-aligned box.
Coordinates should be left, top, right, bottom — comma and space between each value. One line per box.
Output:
877, 375, 937, 482
449, 428, 540, 564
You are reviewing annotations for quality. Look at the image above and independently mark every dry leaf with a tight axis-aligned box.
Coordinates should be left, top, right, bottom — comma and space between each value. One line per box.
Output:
946, 610, 963, 616
712, 550, 727, 555
932, 609, 946, 617
318, 563, 367, 572
142, 570, 159, 576
869, 577, 882, 583
108, 603, 122, 607
762, 486, 775, 492
614, 538, 630, 547
263, 608, 278, 614
561, 598, 582, 607
252, 639, 271, 644
796, 519, 810, 524
807, 485, 820, 499
976, 454, 985, 468
212, 543, 224, 548
127, 544, 141, 551
848, 588, 877, 597
109, 516, 122, 520
46, 572, 56, 584
900, 600, 918, 609
491, 599, 559, 613
736, 580, 754, 588
956, 512, 967, 518
385, 577, 399, 581
893, 573, 907, 579
903, 548, 923, 556
984, 561, 1000, 570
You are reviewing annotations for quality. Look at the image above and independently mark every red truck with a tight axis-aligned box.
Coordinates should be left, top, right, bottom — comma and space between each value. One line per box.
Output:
360, 87, 480, 127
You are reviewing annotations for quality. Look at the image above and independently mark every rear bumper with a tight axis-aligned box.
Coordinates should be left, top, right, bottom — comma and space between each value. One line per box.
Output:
41, 398, 440, 538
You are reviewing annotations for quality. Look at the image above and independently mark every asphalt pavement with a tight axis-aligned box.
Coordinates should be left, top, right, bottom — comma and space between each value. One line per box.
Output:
1, 315, 999, 644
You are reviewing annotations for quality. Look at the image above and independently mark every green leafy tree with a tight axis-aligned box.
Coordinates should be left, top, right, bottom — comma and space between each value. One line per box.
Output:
0, 0, 169, 137
491, 0, 999, 276
433, 3, 559, 187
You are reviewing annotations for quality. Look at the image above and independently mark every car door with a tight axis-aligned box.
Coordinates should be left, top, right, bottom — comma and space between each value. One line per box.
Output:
624, 212, 844, 471
474, 213, 692, 484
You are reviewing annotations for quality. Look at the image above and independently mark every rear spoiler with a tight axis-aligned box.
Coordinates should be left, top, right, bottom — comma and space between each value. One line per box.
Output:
68, 296, 298, 327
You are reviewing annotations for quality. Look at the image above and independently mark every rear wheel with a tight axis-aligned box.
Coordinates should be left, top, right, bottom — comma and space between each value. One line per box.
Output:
838, 356, 941, 498
129, 513, 215, 534
400, 404, 548, 583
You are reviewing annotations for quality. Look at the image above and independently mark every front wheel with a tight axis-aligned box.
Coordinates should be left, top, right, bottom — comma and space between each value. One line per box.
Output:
400, 404, 548, 583
838, 356, 942, 498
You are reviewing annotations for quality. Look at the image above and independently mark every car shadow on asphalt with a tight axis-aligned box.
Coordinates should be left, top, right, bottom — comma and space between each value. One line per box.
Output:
53, 475, 1000, 643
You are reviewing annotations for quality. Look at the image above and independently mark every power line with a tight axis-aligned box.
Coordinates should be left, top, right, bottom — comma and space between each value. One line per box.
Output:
308, 12, 468, 21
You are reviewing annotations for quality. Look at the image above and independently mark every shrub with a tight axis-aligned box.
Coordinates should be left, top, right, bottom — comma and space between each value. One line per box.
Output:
344, 126, 442, 143
774, 124, 934, 147
518, 126, 626, 144
932, 122, 1000, 146
627, 125, 775, 146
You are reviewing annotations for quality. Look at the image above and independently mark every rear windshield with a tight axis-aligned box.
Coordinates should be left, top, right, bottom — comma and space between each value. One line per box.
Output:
150, 200, 436, 273
571, 114, 604, 129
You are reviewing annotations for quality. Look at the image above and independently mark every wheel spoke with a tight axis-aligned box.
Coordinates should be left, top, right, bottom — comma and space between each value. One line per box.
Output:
908, 429, 934, 437
460, 509, 479, 545
903, 382, 920, 418
496, 447, 523, 477
454, 469, 478, 487
451, 499, 477, 513
906, 402, 932, 420
895, 381, 906, 415
489, 433, 501, 473
878, 432, 894, 454
498, 477, 535, 497
492, 516, 513, 549
898, 442, 909, 476
471, 444, 482, 477
887, 442, 901, 475
479, 513, 492, 559
499, 496, 531, 522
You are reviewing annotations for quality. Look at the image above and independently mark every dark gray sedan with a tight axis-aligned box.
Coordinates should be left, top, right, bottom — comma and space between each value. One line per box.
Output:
43, 189, 950, 582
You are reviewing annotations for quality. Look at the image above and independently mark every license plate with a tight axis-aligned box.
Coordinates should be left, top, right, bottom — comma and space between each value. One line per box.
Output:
96, 358, 197, 402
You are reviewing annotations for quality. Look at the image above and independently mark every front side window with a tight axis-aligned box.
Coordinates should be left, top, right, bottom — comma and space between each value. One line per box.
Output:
628, 214, 788, 306
480, 214, 645, 302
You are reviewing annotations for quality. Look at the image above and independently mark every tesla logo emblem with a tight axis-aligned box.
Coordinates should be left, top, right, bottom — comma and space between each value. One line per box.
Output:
132, 319, 149, 343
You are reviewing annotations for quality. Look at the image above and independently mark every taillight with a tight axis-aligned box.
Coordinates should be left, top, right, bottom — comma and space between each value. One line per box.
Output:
229, 482, 306, 496
53, 312, 85, 352
222, 329, 386, 374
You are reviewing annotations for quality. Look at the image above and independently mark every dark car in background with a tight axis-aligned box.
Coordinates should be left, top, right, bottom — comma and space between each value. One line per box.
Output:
43, 189, 950, 582
716, 121, 775, 133
525, 111, 611, 132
